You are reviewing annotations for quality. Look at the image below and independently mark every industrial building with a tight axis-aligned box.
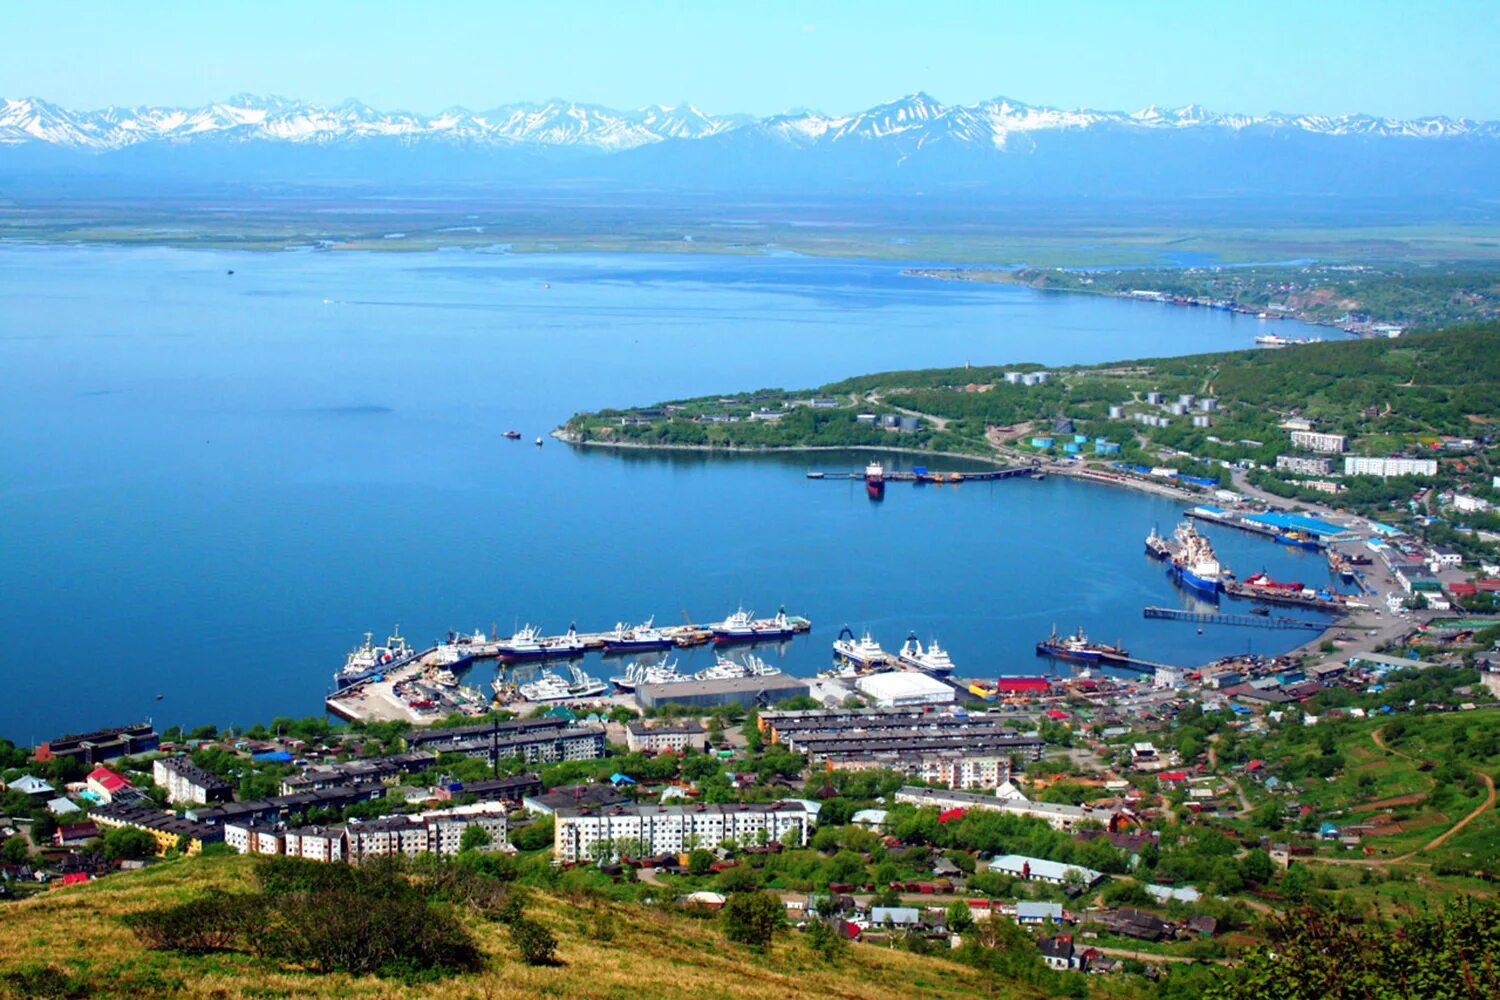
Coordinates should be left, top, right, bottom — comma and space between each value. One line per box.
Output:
854, 671, 955, 708
34, 723, 159, 765
551, 801, 814, 863
634, 674, 810, 710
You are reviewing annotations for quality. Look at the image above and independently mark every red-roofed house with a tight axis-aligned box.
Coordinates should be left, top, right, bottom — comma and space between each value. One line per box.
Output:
1159, 771, 1189, 785
86, 766, 140, 805
1046, 710, 1070, 721
938, 808, 967, 824
61, 872, 90, 886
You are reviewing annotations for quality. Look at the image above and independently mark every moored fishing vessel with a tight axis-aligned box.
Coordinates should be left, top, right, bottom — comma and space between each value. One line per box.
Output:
711, 606, 800, 645
1168, 521, 1225, 597
1035, 626, 1128, 663
833, 625, 887, 667
898, 633, 956, 676
697, 654, 782, 681
1144, 526, 1171, 561
609, 654, 686, 691
334, 627, 418, 690
865, 461, 885, 500
602, 617, 675, 653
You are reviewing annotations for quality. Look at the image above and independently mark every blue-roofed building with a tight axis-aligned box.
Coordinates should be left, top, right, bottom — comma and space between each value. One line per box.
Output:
1031, 437, 1054, 449
1094, 441, 1121, 455
251, 751, 293, 763
1063, 442, 1081, 454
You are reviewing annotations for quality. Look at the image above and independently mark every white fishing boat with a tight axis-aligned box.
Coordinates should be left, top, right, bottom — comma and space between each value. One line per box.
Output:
898, 633, 956, 676
833, 625, 886, 667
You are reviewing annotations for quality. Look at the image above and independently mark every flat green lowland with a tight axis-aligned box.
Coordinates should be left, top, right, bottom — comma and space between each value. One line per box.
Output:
0, 855, 1035, 999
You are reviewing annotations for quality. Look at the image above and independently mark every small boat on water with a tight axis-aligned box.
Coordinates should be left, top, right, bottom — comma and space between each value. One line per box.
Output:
535, 436, 544, 446
503, 430, 522, 440
1144, 526, 1171, 561
898, 633, 956, 676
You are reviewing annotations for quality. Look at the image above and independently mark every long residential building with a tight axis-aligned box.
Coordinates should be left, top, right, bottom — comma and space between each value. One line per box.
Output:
625, 721, 705, 753
420, 725, 606, 766
1275, 455, 1334, 476
152, 756, 234, 805
1290, 430, 1347, 454
893, 786, 1118, 832
88, 801, 223, 855
552, 801, 814, 863
827, 751, 1010, 789
224, 803, 509, 863
403, 716, 579, 750
759, 708, 1044, 762
1344, 456, 1438, 478
278, 751, 438, 795
185, 783, 385, 827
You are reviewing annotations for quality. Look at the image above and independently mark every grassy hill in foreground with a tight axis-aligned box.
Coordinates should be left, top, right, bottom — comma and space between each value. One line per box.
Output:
0, 855, 1035, 1000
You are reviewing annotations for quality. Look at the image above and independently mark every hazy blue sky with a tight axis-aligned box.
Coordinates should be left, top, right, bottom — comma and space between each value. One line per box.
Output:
7, 0, 1498, 118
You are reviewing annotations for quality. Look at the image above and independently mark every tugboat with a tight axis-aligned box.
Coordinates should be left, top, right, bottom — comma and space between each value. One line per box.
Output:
898, 633, 956, 676
865, 461, 885, 500
833, 625, 887, 667
1035, 626, 1128, 664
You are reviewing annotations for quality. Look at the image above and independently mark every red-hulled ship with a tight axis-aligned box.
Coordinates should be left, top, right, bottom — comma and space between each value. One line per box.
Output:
1243, 572, 1303, 592
865, 460, 885, 500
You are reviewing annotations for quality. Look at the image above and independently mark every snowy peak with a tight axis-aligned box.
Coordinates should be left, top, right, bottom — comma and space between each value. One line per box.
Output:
2, 93, 1497, 152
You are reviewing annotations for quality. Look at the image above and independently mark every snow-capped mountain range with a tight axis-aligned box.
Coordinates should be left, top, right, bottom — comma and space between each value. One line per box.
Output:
3, 91, 1495, 152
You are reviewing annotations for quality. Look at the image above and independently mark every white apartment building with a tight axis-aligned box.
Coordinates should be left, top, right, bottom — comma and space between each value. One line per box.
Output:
1290, 430, 1347, 453
1454, 494, 1491, 514
552, 802, 813, 863
1275, 454, 1334, 476
1344, 456, 1438, 478
624, 722, 704, 754
152, 756, 233, 805
223, 804, 507, 864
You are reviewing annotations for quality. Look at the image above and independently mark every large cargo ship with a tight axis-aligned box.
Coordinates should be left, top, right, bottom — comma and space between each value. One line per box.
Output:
1035, 626, 1128, 664
334, 627, 418, 690
1168, 521, 1225, 596
865, 461, 885, 500
711, 606, 800, 645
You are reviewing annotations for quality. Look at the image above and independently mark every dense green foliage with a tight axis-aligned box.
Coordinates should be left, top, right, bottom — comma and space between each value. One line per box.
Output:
124, 856, 504, 981
1206, 898, 1500, 999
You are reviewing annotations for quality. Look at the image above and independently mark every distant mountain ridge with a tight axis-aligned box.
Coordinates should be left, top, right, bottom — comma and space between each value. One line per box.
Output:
4, 91, 1496, 151
3, 92, 1497, 202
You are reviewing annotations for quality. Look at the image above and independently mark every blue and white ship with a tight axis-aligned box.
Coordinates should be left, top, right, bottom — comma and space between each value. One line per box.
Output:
602, 617, 674, 653
1168, 522, 1225, 597
334, 627, 418, 690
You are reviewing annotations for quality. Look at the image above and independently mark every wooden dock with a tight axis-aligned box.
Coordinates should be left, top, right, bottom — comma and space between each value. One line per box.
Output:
1143, 606, 1328, 631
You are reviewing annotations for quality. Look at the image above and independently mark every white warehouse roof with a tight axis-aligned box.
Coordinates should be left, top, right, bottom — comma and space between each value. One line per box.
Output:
855, 671, 955, 707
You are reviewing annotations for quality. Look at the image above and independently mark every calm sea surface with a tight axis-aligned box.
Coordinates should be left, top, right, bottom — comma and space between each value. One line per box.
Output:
0, 246, 1344, 740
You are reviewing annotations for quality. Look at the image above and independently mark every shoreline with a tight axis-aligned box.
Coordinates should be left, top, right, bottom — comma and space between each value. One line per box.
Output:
902, 267, 1378, 339
551, 429, 1018, 468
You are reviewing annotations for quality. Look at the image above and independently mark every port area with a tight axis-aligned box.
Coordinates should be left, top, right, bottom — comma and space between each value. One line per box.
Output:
325, 619, 811, 724
806, 465, 1032, 483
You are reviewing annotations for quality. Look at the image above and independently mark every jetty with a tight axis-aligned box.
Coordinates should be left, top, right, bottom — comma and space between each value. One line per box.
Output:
806, 465, 1032, 483
1143, 607, 1329, 631
1223, 580, 1346, 612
